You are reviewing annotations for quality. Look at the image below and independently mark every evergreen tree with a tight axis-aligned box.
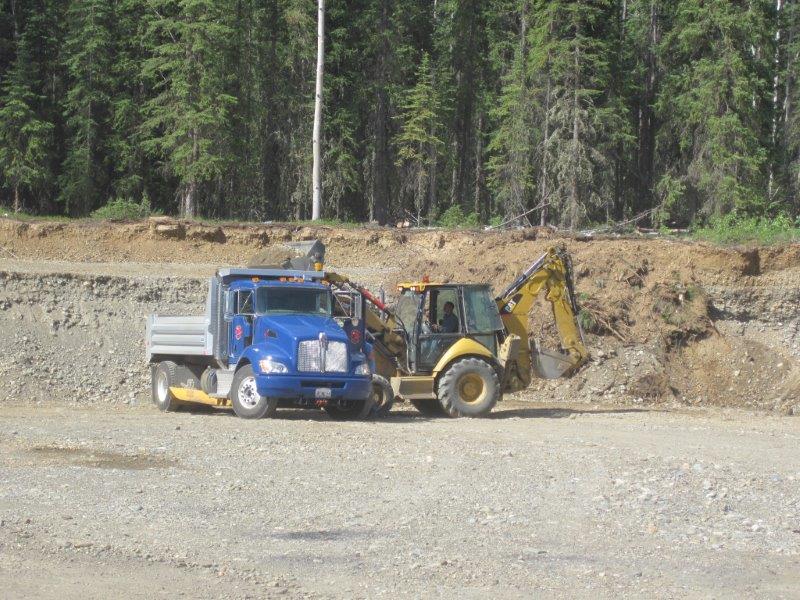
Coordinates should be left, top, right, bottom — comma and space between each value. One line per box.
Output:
141, 0, 237, 218
395, 53, 445, 221
656, 0, 773, 221
529, 0, 616, 228
108, 0, 149, 203
59, 0, 115, 214
0, 0, 60, 213
0, 72, 54, 212
487, 1, 536, 223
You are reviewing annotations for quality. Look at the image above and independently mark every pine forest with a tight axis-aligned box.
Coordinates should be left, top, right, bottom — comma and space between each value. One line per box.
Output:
0, 0, 798, 228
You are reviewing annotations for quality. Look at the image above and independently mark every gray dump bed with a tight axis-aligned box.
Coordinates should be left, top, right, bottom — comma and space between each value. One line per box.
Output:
145, 276, 223, 363
146, 315, 213, 361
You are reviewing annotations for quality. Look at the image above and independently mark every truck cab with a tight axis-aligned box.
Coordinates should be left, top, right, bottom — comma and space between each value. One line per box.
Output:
146, 267, 374, 419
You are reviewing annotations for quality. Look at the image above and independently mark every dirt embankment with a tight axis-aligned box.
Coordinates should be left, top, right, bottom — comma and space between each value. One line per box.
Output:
0, 217, 798, 413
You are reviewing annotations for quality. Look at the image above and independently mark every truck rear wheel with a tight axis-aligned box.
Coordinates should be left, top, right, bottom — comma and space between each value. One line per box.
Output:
437, 357, 500, 417
152, 361, 180, 412
231, 365, 278, 419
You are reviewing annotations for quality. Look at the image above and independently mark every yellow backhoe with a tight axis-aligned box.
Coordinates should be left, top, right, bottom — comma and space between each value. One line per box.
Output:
326, 246, 589, 417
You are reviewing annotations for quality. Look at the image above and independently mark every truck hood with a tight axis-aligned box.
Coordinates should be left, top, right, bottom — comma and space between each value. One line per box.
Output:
258, 314, 347, 344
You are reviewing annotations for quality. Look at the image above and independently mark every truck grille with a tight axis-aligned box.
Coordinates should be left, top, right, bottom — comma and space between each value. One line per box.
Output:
298, 339, 348, 373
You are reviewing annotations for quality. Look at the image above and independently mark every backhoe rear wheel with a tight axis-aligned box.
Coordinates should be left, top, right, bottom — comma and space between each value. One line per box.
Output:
437, 357, 500, 417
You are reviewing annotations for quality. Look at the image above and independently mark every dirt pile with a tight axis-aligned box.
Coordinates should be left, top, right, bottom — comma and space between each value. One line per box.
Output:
0, 217, 798, 413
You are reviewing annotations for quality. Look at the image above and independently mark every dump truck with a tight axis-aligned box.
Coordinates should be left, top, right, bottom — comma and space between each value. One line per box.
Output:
327, 246, 589, 417
145, 242, 374, 419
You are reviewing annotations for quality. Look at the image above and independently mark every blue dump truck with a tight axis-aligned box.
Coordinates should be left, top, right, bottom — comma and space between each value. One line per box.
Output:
145, 242, 374, 419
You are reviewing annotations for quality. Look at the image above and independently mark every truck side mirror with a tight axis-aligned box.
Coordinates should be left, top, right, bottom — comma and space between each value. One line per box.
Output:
223, 291, 235, 322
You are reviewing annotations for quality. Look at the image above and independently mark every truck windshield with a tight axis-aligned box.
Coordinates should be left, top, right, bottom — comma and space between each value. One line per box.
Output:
256, 287, 332, 316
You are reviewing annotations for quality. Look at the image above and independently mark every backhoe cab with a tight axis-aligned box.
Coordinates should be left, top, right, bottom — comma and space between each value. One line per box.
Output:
390, 282, 508, 417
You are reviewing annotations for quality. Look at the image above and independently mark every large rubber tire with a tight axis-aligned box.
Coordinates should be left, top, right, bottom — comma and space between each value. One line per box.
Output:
437, 357, 501, 417
369, 375, 395, 418
324, 396, 374, 421
410, 399, 447, 417
152, 361, 180, 412
230, 365, 278, 419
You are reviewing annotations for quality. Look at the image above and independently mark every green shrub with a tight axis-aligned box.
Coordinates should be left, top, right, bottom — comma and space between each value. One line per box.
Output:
91, 198, 151, 220
436, 205, 480, 228
692, 213, 800, 245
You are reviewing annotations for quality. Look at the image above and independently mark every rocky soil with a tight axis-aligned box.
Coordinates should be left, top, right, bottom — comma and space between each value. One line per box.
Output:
1, 217, 798, 414
2, 403, 799, 599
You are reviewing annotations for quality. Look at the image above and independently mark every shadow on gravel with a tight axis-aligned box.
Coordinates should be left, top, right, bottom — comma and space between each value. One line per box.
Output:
269, 528, 372, 541
487, 407, 659, 419
29, 446, 178, 470
168, 405, 660, 422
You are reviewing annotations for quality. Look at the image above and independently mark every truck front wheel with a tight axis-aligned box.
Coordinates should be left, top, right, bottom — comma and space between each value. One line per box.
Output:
152, 361, 180, 412
231, 365, 278, 419
437, 357, 500, 417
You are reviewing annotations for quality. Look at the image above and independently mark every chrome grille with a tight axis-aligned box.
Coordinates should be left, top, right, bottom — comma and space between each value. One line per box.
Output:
326, 341, 348, 372
297, 339, 347, 373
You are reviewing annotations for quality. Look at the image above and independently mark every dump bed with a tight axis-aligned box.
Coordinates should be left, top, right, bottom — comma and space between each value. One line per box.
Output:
146, 315, 213, 362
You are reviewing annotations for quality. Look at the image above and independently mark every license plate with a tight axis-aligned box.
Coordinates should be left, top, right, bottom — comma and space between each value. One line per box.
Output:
315, 388, 332, 399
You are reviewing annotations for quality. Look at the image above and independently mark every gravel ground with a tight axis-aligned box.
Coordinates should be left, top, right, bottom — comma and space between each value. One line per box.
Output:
2, 402, 799, 599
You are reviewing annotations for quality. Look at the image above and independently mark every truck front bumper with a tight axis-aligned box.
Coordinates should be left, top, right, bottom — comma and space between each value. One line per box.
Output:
255, 374, 372, 401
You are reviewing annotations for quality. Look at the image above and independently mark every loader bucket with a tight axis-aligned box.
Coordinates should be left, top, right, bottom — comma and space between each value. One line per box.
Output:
247, 240, 326, 271
284, 240, 326, 270
531, 345, 575, 379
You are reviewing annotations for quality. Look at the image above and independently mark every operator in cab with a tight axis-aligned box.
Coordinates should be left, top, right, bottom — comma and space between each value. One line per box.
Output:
435, 301, 459, 333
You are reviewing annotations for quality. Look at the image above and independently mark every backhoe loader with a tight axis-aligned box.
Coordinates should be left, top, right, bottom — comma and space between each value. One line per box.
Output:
326, 246, 589, 417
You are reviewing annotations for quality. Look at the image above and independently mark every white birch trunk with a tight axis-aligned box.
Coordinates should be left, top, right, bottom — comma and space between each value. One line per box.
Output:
312, 0, 325, 220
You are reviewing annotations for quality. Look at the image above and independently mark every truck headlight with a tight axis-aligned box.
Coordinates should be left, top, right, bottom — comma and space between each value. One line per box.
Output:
354, 362, 371, 376
259, 358, 288, 374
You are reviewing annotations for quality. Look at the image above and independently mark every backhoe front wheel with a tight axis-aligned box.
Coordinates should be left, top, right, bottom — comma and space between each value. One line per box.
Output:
437, 358, 500, 417
231, 365, 278, 419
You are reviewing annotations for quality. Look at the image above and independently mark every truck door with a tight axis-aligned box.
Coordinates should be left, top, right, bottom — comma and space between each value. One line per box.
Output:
228, 289, 254, 364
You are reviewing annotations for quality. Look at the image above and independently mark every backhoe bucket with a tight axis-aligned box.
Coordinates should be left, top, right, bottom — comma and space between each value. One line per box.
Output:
531, 345, 575, 379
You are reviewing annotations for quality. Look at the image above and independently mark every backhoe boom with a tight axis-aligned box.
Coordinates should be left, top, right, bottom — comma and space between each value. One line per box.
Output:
496, 247, 588, 389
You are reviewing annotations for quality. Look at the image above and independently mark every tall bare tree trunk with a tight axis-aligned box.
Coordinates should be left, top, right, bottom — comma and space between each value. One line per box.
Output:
474, 113, 485, 219
540, 75, 551, 226
570, 45, 581, 229
311, 0, 325, 220
13, 185, 21, 213
183, 130, 198, 218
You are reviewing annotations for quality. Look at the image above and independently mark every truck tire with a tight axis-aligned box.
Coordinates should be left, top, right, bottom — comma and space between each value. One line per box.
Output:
324, 397, 374, 421
152, 361, 180, 412
369, 374, 395, 418
230, 364, 278, 419
437, 357, 500, 417
410, 400, 447, 417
